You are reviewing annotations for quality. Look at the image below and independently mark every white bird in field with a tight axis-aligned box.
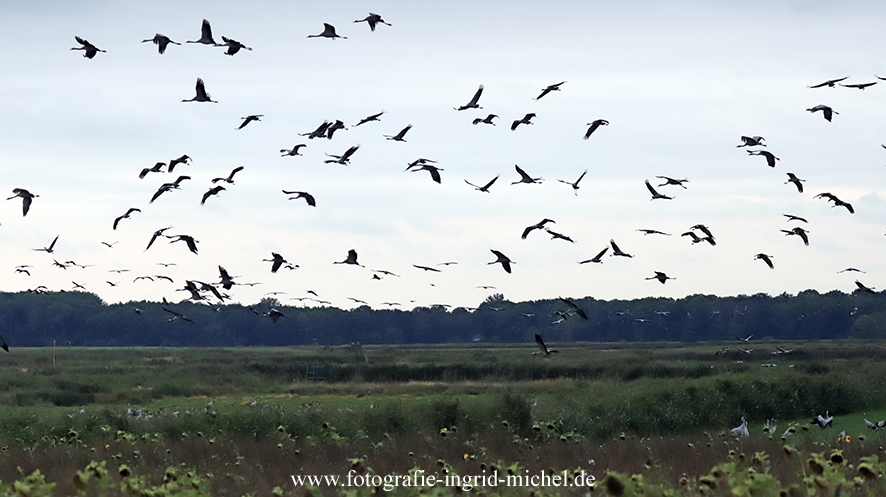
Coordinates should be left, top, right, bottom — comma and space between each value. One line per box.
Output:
813, 411, 833, 429
731, 417, 749, 437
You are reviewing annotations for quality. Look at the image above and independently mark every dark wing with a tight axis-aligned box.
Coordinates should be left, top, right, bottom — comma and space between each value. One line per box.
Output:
201, 19, 213, 41
515, 164, 531, 181
195, 78, 209, 99
427, 167, 441, 184
645, 180, 659, 196
468, 85, 483, 106
481, 175, 499, 190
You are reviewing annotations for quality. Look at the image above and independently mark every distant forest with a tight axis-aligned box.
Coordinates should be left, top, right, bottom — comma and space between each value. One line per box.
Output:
0, 289, 884, 347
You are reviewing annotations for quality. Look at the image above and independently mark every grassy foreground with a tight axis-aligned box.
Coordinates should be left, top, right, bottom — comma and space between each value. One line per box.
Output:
0, 342, 885, 495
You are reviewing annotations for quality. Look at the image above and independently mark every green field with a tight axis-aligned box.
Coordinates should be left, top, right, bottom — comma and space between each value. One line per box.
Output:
1, 342, 886, 496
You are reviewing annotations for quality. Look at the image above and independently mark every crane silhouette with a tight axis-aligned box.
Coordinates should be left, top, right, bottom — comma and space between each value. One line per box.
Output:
325, 145, 359, 165
354, 13, 391, 31
533, 334, 558, 357
237, 115, 262, 129
546, 228, 575, 243
488, 250, 513, 273
472, 114, 498, 125
785, 173, 805, 193
579, 246, 608, 264
609, 239, 632, 258
33, 235, 59, 253
301, 121, 330, 139
162, 307, 194, 324
855, 280, 877, 294
217, 266, 235, 290
535, 81, 566, 100
221, 36, 251, 55
150, 176, 190, 203
645, 271, 674, 284
384, 124, 412, 142
200, 185, 225, 205
455, 85, 483, 111
168, 234, 199, 254
808, 77, 847, 88
656, 176, 689, 189
737, 136, 765, 147
584, 119, 609, 139
113, 208, 141, 230
168, 155, 191, 172
265, 308, 285, 323
280, 144, 306, 156
139, 162, 165, 179
71, 36, 105, 58
558, 170, 586, 195
814, 192, 854, 213
142, 34, 179, 54
186, 20, 221, 45
511, 164, 543, 184
411, 164, 443, 183
645, 180, 673, 200
782, 226, 810, 245
747, 150, 779, 167
522, 219, 556, 239
334, 249, 361, 266
145, 227, 173, 251
283, 190, 316, 206
754, 253, 775, 269
840, 81, 876, 90
783, 214, 808, 223
807, 104, 838, 122
308, 23, 347, 40
465, 175, 499, 192
212, 166, 244, 184
182, 78, 217, 103
354, 112, 384, 127
511, 113, 536, 130
326, 120, 346, 139
7, 188, 37, 216
262, 253, 287, 273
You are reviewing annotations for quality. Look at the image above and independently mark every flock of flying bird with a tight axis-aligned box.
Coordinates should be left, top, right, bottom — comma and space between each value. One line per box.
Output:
3, 13, 884, 355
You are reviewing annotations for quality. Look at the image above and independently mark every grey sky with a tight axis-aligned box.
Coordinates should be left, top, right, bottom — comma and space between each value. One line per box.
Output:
1, 1, 885, 309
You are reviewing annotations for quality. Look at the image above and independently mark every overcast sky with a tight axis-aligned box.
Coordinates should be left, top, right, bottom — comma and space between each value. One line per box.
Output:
1, 1, 885, 310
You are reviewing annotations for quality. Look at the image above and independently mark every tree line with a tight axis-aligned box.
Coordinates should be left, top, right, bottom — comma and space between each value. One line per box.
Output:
0, 289, 883, 347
